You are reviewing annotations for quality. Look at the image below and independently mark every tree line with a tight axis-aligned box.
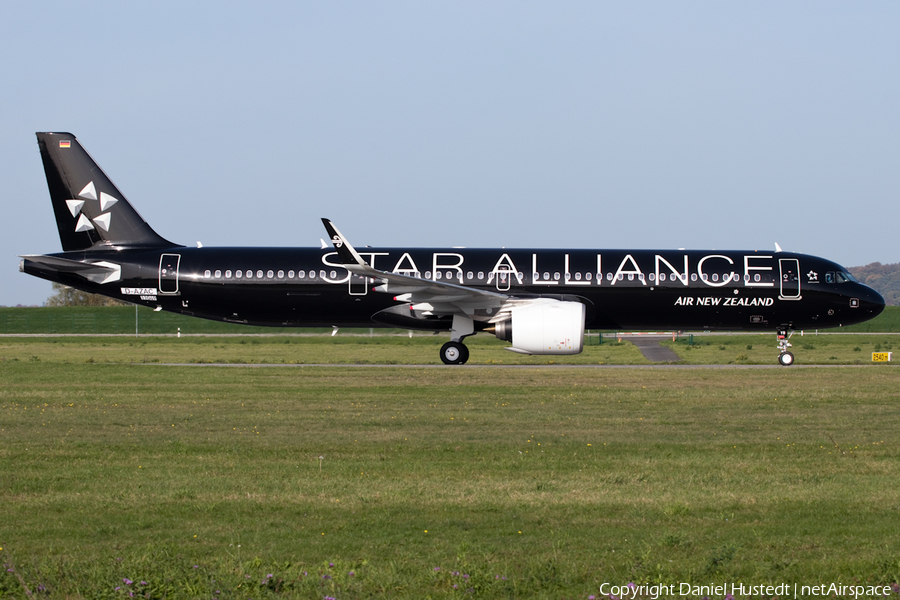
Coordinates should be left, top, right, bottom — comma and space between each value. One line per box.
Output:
45, 283, 126, 307
849, 262, 900, 306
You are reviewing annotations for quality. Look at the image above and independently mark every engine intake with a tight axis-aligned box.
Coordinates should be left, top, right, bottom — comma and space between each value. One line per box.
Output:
493, 298, 585, 355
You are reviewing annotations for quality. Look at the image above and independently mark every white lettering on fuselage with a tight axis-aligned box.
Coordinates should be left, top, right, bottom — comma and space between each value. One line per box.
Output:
675, 296, 774, 307
697, 255, 735, 287
392, 252, 420, 276
612, 254, 645, 285
655, 254, 688, 286
432, 253, 464, 280
744, 255, 774, 287
275, 251, 788, 293
492, 253, 520, 283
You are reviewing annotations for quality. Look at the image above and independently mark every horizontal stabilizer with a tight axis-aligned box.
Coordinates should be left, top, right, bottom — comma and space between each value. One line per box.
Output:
19, 254, 121, 285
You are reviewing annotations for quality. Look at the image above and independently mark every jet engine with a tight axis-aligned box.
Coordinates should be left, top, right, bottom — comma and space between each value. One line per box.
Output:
492, 298, 585, 355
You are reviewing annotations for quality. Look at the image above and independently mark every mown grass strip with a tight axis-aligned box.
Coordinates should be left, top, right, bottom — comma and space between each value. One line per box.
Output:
2, 305, 898, 335
1, 360, 899, 597
2, 332, 899, 366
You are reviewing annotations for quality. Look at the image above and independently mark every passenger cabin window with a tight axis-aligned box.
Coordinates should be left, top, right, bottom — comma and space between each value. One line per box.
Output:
235, 270, 243, 279
225, 270, 232, 278
586, 273, 592, 281
215, 270, 222, 278
204, 270, 211, 278
467, 271, 473, 280
298, 270, 306, 278
477, 272, 484, 280
288, 270, 294, 278
277, 270, 285, 278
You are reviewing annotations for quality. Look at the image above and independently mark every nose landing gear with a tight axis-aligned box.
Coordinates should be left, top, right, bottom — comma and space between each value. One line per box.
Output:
777, 329, 794, 366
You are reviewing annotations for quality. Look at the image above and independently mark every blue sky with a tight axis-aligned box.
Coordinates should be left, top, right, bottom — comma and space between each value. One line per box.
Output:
2, 1, 898, 305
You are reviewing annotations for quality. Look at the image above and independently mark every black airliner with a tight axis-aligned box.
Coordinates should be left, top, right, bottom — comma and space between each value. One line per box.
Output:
20, 132, 885, 365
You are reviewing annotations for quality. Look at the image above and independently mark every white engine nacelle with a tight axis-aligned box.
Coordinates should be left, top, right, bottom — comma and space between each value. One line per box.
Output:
493, 298, 585, 355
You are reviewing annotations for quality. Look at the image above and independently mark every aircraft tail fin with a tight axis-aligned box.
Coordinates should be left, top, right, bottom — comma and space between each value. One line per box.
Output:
36, 132, 178, 251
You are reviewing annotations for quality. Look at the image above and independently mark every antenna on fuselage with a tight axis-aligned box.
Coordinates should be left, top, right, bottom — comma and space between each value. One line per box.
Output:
774, 242, 783, 253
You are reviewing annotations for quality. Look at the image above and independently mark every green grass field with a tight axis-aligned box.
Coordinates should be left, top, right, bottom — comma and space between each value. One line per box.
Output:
0, 331, 896, 367
1, 336, 899, 599
1, 305, 898, 335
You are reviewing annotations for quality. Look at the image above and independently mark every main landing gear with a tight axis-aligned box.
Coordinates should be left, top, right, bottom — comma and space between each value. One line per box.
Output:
776, 328, 794, 366
440, 315, 475, 365
440, 341, 470, 365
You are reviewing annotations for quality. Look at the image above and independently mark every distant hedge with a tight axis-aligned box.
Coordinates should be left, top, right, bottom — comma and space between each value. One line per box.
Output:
0, 306, 324, 335
0, 305, 897, 335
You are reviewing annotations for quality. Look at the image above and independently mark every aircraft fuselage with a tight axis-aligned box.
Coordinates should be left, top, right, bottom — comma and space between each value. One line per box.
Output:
23, 246, 883, 332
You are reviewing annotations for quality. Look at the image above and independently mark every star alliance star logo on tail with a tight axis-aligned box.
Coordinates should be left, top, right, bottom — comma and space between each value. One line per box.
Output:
65, 181, 118, 233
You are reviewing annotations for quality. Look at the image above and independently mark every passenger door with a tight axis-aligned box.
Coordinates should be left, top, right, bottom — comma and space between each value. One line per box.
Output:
779, 258, 801, 300
159, 254, 181, 294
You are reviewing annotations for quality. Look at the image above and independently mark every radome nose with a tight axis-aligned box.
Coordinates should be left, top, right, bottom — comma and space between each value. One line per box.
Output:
860, 286, 885, 318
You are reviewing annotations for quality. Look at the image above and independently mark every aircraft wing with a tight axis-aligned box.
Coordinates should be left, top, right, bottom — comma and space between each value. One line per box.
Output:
322, 219, 510, 318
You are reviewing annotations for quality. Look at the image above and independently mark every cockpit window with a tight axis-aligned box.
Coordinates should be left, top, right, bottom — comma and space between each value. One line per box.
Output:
830, 271, 856, 284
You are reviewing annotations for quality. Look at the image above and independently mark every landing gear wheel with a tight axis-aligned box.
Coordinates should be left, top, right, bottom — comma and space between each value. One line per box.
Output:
440, 341, 469, 365
778, 351, 795, 366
